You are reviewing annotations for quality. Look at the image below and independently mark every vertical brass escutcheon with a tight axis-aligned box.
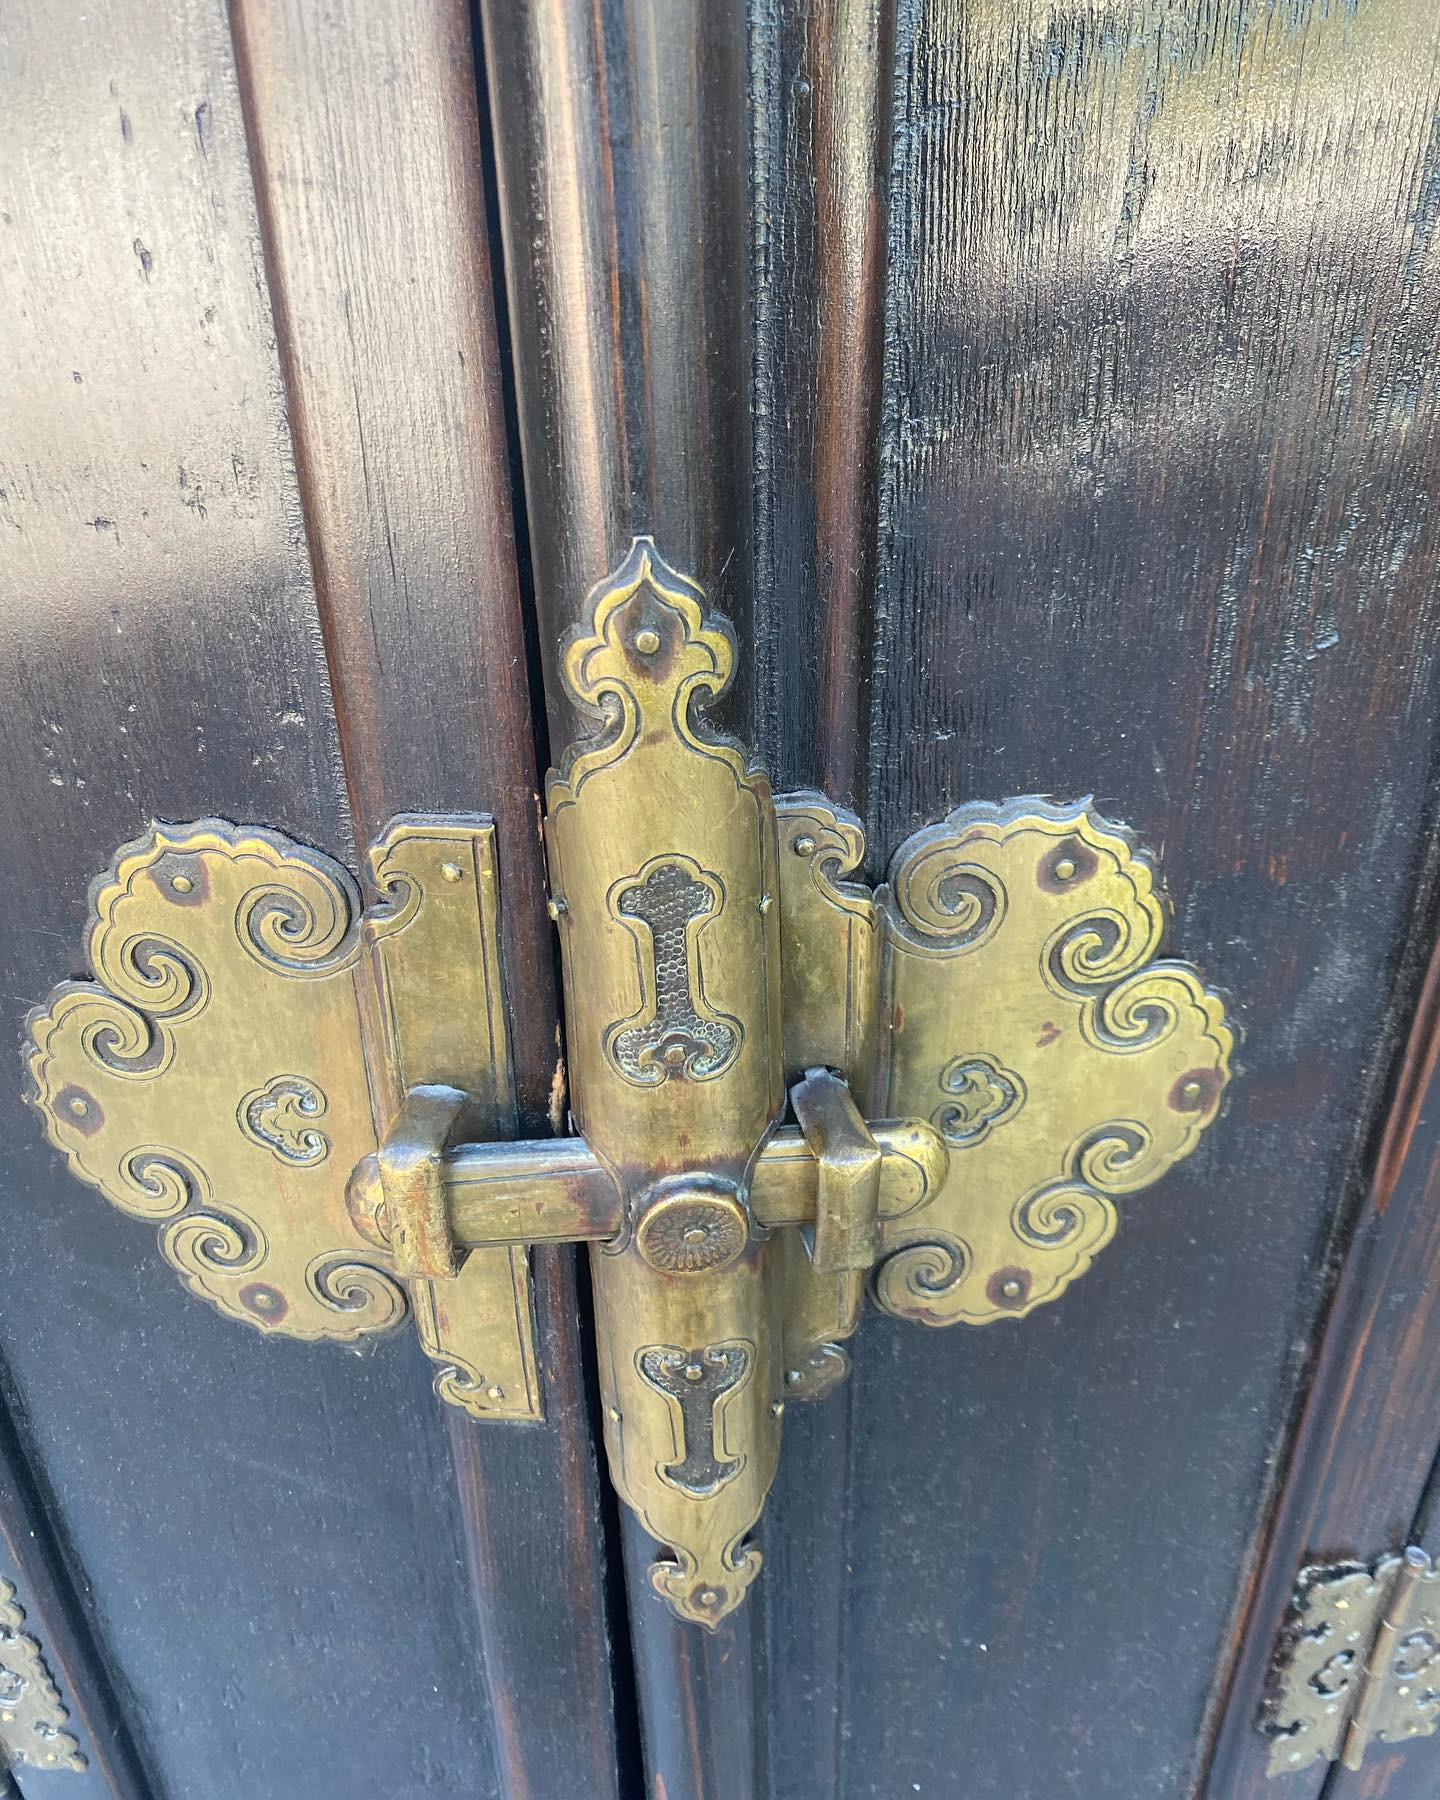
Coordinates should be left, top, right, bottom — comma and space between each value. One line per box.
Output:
23, 540, 1235, 1626
543, 541, 784, 1624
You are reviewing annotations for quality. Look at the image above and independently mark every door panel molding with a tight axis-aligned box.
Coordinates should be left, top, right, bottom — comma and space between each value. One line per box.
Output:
231, 0, 625, 1789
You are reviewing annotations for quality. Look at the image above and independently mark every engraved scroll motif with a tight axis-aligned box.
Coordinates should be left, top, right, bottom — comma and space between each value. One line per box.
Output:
0, 1579, 86, 1773
607, 858, 740, 1084
934, 1053, 1024, 1148
873, 800, 1234, 1326
239, 1075, 330, 1165
638, 1343, 750, 1494
24, 822, 405, 1343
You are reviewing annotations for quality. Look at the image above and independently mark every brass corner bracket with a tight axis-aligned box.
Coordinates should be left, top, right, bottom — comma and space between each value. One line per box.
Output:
24, 539, 1234, 1627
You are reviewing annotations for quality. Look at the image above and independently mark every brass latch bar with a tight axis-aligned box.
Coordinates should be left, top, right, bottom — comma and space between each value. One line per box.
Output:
348, 1087, 947, 1276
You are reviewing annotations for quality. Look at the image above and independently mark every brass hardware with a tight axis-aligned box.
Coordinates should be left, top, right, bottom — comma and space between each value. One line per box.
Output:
25, 816, 541, 1420
0, 1579, 87, 1774
871, 799, 1234, 1325
1263, 1547, 1440, 1775
23, 539, 1234, 1627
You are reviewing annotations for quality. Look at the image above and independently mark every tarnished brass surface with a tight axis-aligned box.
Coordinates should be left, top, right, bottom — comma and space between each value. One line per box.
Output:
24, 815, 540, 1418
872, 800, 1235, 1326
0, 1579, 86, 1774
543, 540, 785, 1627
25, 821, 400, 1342
362, 817, 541, 1421
22, 542, 1234, 1629
774, 796, 883, 1396
1264, 1548, 1440, 1776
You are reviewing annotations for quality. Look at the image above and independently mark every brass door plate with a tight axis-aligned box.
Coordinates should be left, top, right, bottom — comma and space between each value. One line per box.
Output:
1264, 1548, 1440, 1775
24, 540, 1235, 1626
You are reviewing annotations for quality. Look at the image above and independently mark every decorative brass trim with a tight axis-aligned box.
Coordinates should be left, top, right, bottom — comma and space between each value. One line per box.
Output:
22, 540, 1235, 1629
1264, 1547, 1440, 1775
0, 1579, 86, 1774
24, 815, 541, 1420
872, 799, 1234, 1325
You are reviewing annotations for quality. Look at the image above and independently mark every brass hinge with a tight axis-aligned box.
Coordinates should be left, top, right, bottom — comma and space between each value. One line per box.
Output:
0, 1580, 87, 1774
1263, 1547, 1440, 1775
22, 540, 1235, 1627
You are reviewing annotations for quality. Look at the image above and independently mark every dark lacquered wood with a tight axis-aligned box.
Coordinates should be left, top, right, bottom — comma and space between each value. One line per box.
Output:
752, 0, 894, 806
479, 0, 755, 748
1204, 926, 1440, 1798
0, 1385, 153, 1800
478, 4, 767, 1793
0, 0, 613, 1793
744, 3, 1440, 1797
749, 7, 897, 1790
229, 2, 624, 1792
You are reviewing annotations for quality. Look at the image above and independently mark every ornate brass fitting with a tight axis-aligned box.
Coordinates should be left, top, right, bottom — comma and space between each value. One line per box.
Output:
23, 540, 1234, 1626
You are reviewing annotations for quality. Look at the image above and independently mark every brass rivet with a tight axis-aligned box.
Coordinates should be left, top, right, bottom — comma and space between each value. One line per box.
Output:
634, 628, 661, 654
785, 1368, 801, 1386
683, 1362, 704, 1382
441, 861, 463, 883
1053, 858, 1077, 881
698, 1588, 719, 1606
1336, 1599, 1350, 1610
1000, 1277, 1024, 1301
1181, 1079, 1204, 1103
663, 1043, 687, 1066
547, 895, 568, 919
683, 1226, 708, 1245
170, 873, 194, 893
1, 1713, 11, 1723
67, 1095, 89, 1117
607, 1406, 622, 1424
771, 1401, 785, 1417
486, 1384, 505, 1402
792, 834, 817, 857
758, 892, 773, 914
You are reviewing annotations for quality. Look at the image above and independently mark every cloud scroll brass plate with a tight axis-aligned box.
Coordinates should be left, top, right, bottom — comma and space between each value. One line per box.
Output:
1263, 1548, 1440, 1775
871, 800, 1235, 1326
24, 816, 540, 1418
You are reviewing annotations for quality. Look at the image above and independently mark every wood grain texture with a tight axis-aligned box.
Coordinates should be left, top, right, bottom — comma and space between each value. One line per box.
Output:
479, 4, 769, 1794
0, 1, 545, 1793
1206, 933, 1440, 1797
228, 0, 556, 1126
479, 0, 756, 747
230, 5, 624, 1791
748, 1, 1440, 1796
748, 6, 895, 1791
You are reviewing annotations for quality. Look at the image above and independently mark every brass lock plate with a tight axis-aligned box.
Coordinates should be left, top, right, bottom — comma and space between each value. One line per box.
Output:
23, 540, 1235, 1627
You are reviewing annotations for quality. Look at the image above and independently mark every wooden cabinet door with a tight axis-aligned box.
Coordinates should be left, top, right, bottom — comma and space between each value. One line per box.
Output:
476, 3, 1440, 1798
0, 4, 623, 1796
7, 4, 1440, 1800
